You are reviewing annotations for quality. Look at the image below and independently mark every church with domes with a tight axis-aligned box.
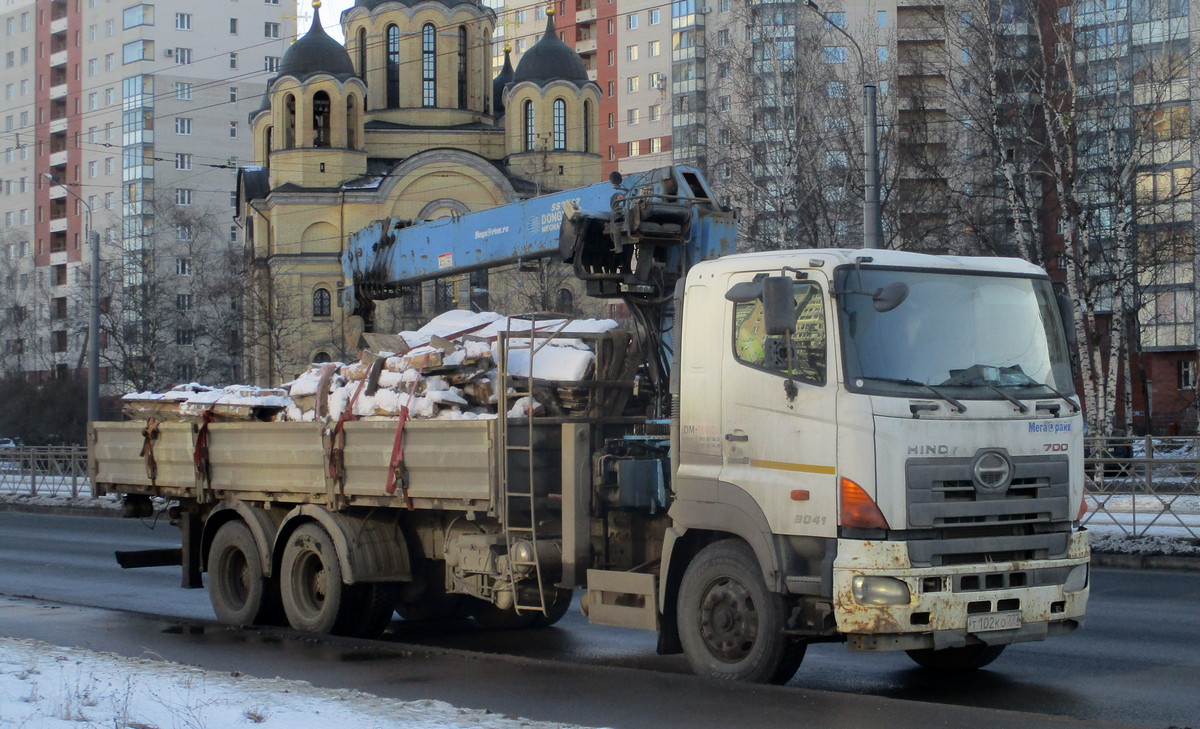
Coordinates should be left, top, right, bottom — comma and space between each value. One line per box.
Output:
237, 0, 601, 384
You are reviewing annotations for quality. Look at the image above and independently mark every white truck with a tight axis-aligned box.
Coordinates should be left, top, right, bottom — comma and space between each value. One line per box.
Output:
91, 166, 1089, 683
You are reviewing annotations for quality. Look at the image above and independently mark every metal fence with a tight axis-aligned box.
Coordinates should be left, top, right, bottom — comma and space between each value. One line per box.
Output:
0, 440, 1196, 538
0, 446, 90, 499
1083, 436, 1200, 538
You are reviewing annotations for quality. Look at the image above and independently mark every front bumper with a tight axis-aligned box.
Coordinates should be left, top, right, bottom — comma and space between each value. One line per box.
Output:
832, 531, 1090, 652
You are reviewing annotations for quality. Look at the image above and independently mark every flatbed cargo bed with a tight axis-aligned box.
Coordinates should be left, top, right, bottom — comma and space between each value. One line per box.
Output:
89, 419, 499, 511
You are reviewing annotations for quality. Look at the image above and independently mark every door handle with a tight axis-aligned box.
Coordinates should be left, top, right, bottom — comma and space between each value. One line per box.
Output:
725, 433, 749, 442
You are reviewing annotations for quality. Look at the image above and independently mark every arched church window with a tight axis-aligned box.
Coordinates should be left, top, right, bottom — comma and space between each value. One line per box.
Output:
457, 26, 468, 110
386, 25, 400, 109
312, 288, 331, 318
583, 100, 592, 153
284, 94, 296, 148
524, 100, 535, 151
357, 28, 366, 79
347, 96, 358, 149
553, 98, 566, 150
312, 91, 331, 147
423, 24, 437, 107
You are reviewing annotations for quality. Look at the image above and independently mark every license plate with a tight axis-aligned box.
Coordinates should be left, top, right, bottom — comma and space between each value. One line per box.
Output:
967, 611, 1021, 633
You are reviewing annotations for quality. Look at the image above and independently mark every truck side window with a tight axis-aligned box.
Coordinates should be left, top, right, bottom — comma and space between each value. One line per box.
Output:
733, 281, 826, 385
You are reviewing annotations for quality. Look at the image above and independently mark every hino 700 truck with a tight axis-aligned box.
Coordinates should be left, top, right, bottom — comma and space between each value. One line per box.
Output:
91, 165, 1089, 683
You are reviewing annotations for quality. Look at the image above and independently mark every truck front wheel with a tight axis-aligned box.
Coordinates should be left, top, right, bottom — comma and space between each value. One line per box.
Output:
281, 523, 354, 634
208, 520, 277, 626
678, 540, 806, 684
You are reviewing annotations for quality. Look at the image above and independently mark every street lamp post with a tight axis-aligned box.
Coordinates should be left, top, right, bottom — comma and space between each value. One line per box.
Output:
805, 0, 882, 250
44, 173, 101, 424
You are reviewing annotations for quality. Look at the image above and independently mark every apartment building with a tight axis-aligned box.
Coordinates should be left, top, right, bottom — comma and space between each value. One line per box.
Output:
0, 0, 294, 392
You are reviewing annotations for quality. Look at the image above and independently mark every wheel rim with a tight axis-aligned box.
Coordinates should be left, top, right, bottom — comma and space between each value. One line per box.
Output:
697, 575, 758, 663
218, 546, 250, 610
291, 547, 328, 619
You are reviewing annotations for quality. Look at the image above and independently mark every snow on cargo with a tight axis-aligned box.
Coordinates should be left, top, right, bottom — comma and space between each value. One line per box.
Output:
119, 312, 634, 423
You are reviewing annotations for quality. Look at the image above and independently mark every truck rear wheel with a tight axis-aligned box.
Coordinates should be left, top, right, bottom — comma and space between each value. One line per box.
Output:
208, 520, 277, 626
678, 540, 806, 684
906, 644, 1006, 671
281, 523, 354, 634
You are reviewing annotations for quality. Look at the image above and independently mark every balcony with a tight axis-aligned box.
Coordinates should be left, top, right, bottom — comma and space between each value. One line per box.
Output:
49, 219, 68, 234
47, 186, 67, 200
49, 150, 68, 167
50, 50, 68, 68
577, 7, 597, 23
51, 83, 68, 100
51, 16, 68, 34
575, 38, 597, 54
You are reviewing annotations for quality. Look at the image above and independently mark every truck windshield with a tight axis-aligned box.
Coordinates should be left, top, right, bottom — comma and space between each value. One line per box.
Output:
836, 266, 1075, 400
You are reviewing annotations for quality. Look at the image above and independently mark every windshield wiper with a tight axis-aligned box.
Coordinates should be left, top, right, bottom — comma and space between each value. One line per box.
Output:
861, 376, 966, 413
987, 384, 1029, 414
1025, 381, 1081, 414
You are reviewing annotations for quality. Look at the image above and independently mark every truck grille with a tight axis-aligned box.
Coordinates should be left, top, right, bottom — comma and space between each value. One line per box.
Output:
903, 454, 1071, 567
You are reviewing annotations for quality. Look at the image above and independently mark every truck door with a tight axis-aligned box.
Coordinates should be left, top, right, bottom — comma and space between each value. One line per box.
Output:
719, 273, 838, 539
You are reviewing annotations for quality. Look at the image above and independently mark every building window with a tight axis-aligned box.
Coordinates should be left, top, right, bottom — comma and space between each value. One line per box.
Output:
1182, 361, 1196, 389
876, 45, 888, 62
457, 26, 468, 110
229, 86, 238, 102
264, 22, 280, 38
386, 24, 400, 108
650, 8, 660, 24
229, 121, 238, 138
177, 294, 193, 311
175, 117, 192, 135
628, 107, 639, 125
627, 76, 639, 93
629, 140, 640, 156
175, 13, 191, 30
649, 104, 660, 122
176, 48, 192, 64
823, 46, 848, 64
648, 40, 660, 56
626, 44, 639, 62
627, 13, 638, 29
176, 329, 194, 346
176, 257, 192, 276
175, 82, 191, 100
176, 188, 192, 206
264, 56, 280, 72
650, 137, 661, 154
230, 18, 238, 34
123, 4, 153, 29
553, 99, 566, 149
122, 40, 152, 64
312, 288, 332, 318
422, 23, 437, 107
229, 52, 238, 69
523, 100, 535, 151
824, 12, 846, 28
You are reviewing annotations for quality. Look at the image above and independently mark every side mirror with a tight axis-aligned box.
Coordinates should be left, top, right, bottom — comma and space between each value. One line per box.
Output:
872, 281, 909, 312
762, 276, 795, 335
1056, 291, 1077, 349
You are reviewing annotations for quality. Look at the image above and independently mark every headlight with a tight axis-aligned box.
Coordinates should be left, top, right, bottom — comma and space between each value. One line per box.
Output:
852, 575, 911, 606
1064, 564, 1089, 593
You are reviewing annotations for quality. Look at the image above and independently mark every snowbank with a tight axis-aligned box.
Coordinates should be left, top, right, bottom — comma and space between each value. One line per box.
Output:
0, 637, 607, 729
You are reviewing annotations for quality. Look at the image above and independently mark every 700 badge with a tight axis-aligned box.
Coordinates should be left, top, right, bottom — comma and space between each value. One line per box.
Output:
1043, 443, 1069, 452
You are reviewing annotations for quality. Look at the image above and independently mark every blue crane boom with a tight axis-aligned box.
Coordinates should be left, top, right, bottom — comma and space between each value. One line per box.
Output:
340, 165, 737, 313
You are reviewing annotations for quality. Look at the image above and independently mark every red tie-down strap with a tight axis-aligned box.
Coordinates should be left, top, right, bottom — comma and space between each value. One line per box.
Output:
385, 375, 421, 510
327, 375, 368, 486
193, 409, 215, 486
139, 417, 160, 485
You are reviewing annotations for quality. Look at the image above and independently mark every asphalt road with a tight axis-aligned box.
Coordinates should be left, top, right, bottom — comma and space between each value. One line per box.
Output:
1, 510, 1196, 729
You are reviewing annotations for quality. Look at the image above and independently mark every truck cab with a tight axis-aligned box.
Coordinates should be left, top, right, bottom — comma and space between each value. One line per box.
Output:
664, 249, 1088, 678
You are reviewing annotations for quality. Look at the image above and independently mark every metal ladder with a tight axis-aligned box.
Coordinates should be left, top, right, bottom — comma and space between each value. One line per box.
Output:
497, 314, 561, 617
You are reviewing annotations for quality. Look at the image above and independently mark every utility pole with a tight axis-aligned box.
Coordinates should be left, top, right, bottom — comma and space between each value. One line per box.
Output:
44, 173, 101, 423
805, 1, 882, 249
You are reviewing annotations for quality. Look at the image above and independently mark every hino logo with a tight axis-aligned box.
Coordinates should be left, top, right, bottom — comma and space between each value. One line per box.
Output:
908, 445, 951, 455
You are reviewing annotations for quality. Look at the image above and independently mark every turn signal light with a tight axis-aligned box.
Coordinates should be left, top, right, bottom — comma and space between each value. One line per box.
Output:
840, 477, 890, 530
1077, 486, 1090, 520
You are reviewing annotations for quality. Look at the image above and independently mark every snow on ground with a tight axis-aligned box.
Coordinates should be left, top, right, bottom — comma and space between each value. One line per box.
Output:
0, 637, 603, 729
